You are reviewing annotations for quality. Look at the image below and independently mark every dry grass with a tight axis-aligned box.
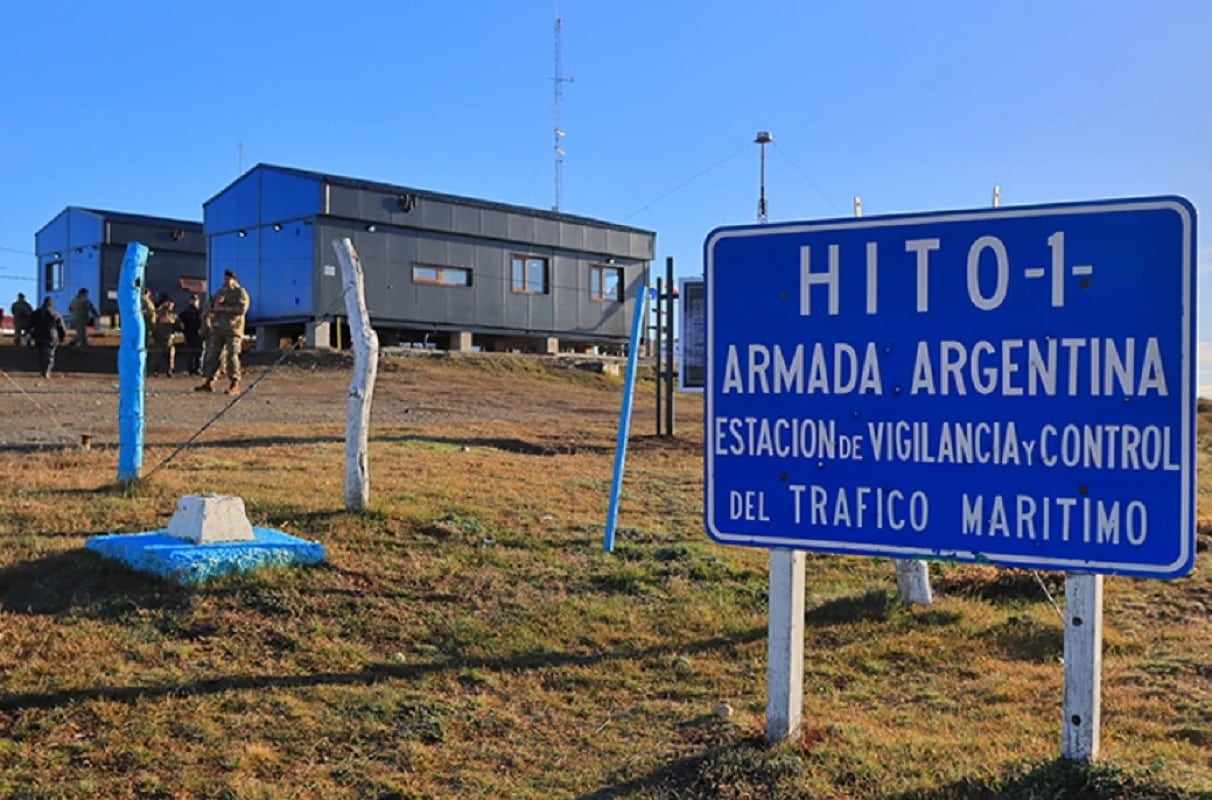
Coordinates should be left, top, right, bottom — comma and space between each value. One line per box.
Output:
0, 354, 1207, 799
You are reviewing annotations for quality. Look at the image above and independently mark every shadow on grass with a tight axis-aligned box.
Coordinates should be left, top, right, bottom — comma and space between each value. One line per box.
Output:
0, 627, 765, 713
579, 752, 1196, 800
805, 589, 898, 626
980, 616, 1063, 663
884, 757, 1192, 800
0, 550, 187, 618
375, 434, 611, 457
577, 729, 805, 800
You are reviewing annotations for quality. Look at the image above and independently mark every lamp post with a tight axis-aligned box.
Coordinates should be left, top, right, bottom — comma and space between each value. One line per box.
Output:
755, 131, 773, 223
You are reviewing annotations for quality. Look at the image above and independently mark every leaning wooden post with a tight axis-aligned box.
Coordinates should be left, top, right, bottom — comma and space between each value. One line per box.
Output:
1062, 573, 1103, 760
331, 238, 379, 511
854, 195, 932, 605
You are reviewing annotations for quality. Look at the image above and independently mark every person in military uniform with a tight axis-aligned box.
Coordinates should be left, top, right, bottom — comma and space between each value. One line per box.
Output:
195, 270, 249, 395
10, 293, 32, 345
28, 297, 67, 378
149, 297, 181, 377
178, 294, 204, 376
67, 288, 99, 347
140, 288, 156, 344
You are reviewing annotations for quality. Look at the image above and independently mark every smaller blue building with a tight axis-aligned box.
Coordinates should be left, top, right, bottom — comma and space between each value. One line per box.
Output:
35, 208, 206, 320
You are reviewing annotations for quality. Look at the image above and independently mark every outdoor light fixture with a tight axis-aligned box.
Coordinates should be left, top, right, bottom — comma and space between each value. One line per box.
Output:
53, 252, 61, 259
75, 247, 83, 254
237, 230, 246, 238
606, 257, 617, 264
273, 223, 282, 232
365, 224, 377, 232
396, 194, 416, 212
170, 228, 185, 241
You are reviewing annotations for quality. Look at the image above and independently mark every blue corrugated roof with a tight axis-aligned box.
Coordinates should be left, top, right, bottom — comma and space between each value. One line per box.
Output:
204, 163, 655, 238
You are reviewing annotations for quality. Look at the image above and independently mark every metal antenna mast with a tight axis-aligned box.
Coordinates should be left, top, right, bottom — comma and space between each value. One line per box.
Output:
754, 131, 772, 223
552, 14, 572, 212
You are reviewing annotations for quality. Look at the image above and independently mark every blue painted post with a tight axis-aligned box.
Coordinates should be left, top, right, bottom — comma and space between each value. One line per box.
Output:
117, 242, 149, 482
604, 282, 649, 552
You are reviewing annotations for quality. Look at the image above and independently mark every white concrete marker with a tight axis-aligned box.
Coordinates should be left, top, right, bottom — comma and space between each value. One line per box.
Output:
166, 494, 255, 544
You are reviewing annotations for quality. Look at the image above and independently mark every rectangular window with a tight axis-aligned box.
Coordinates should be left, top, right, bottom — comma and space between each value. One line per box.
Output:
590, 265, 623, 301
44, 260, 64, 292
412, 263, 471, 287
510, 254, 549, 294
179, 276, 207, 293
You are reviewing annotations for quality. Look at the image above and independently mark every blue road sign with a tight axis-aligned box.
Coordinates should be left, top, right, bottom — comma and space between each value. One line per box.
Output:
705, 197, 1197, 578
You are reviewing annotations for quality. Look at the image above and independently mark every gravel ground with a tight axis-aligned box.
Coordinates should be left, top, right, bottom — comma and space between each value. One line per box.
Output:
0, 348, 666, 451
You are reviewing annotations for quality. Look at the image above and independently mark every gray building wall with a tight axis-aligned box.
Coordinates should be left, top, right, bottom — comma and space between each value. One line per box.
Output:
36, 208, 205, 317
204, 164, 655, 347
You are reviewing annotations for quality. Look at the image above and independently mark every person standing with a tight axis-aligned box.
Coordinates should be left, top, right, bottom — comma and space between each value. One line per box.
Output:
195, 270, 249, 395
28, 297, 67, 378
149, 297, 181, 377
11, 292, 32, 346
178, 293, 204, 376
67, 288, 99, 347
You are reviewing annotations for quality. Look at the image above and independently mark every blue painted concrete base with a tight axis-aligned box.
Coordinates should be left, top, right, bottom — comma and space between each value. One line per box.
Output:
85, 527, 325, 585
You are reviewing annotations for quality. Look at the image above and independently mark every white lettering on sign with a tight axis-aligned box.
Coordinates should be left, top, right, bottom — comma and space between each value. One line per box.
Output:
961, 493, 1148, 546
721, 342, 882, 395
789, 484, 928, 531
909, 336, 1167, 397
795, 229, 1100, 315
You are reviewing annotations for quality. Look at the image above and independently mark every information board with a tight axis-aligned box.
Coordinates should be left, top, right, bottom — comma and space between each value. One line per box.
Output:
705, 198, 1196, 578
679, 278, 705, 392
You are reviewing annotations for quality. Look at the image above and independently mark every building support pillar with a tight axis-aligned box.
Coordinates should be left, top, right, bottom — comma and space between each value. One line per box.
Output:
255, 325, 281, 352
448, 330, 473, 352
306, 320, 332, 350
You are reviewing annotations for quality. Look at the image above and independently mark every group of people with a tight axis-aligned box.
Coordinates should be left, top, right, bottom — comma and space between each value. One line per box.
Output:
9, 270, 249, 391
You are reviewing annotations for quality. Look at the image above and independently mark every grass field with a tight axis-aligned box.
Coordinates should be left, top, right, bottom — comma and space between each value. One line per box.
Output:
0, 353, 1208, 799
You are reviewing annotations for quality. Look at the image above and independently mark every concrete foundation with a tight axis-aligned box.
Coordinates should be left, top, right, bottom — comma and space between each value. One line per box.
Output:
306, 320, 332, 350
448, 330, 473, 351
255, 325, 281, 352
166, 494, 255, 544
540, 337, 559, 355
86, 528, 325, 586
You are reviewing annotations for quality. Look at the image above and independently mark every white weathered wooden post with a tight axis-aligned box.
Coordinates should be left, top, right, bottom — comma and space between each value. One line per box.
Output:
1062, 574, 1103, 760
331, 238, 379, 512
766, 548, 805, 743
854, 195, 932, 606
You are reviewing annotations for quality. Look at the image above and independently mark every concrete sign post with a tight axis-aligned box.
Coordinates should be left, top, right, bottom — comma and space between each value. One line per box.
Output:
705, 197, 1196, 744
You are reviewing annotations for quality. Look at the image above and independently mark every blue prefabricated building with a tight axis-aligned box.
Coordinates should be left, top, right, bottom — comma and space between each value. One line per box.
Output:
202, 164, 656, 352
35, 208, 206, 320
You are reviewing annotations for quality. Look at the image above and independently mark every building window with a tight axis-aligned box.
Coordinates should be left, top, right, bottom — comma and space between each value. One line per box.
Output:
590, 265, 623, 301
510, 254, 548, 294
44, 260, 64, 292
179, 276, 208, 294
412, 263, 471, 287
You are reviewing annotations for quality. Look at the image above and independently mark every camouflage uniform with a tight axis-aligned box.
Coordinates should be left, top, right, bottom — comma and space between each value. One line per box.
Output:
149, 303, 180, 376
199, 281, 249, 391
67, 290, 98, 346
141, 290, 156, 346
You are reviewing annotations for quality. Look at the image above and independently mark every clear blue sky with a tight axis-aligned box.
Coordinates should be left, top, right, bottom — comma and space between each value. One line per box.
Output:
2, 1, 1209, 384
